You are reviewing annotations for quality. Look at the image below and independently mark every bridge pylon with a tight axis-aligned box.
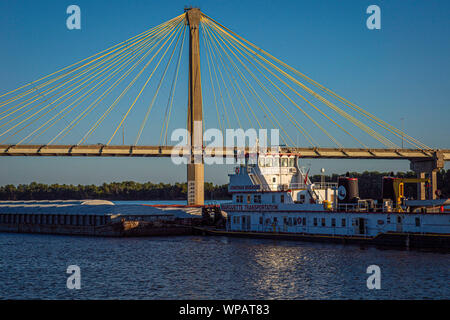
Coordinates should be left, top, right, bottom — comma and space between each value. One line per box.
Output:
186, 8, 204, 205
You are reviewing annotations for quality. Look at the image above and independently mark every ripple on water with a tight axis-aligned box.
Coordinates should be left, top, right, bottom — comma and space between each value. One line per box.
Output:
0, 233, 449, 299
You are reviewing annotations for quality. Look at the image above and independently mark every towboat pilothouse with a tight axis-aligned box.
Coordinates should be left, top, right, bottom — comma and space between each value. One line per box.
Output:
217, 152, 450, 249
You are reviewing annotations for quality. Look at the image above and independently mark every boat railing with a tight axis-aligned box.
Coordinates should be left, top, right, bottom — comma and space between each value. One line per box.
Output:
337, 200, 393, 213
337, 203, 358, 212
259, 183, 308, 191
247, 181, 338, 192
312, 182, 338, 190
246, 166, 337, 192
338, 200, 371, 212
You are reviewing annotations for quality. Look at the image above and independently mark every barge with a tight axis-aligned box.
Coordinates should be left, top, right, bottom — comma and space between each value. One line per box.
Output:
0, 200, 221, 237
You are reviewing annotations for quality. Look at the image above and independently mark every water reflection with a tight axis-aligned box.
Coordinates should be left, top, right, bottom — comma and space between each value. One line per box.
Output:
0, 233, 448, 299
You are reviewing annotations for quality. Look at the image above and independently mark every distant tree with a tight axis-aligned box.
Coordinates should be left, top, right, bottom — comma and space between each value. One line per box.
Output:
0, 170, 448, 200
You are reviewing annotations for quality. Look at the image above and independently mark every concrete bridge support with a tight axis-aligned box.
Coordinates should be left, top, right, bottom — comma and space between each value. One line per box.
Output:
186, 8, 204, 205
410, 151, 444, 200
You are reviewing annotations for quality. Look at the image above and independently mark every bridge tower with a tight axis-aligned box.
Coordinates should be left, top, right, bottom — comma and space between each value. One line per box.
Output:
186, 8, 204, 205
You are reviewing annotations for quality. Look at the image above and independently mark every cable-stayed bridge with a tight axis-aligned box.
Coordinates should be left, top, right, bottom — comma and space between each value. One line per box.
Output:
0, 8, 448, 204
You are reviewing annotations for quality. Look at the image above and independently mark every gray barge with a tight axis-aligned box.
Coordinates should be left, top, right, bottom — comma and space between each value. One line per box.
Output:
0, 200, 221, 237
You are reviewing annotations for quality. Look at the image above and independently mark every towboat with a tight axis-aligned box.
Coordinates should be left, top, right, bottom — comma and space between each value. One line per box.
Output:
215, 153, 450, 249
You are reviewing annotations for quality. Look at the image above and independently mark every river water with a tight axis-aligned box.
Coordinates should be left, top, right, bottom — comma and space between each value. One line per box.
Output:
0, 201, 448, 299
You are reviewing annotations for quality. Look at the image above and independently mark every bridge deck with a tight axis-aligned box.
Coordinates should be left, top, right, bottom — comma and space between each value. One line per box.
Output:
0, 145, 448, 160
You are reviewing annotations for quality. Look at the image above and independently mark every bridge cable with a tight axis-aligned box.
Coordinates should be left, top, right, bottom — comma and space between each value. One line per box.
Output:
79, 18, 184, 145
0, 27, 166, 124
204, 14, 426, 147
52, 20, 183, 145
206, 19, 360, 148
206, 18, 326, 147
202, 24, 262, 133
50, 28, 173, 145
202, 20, 243, 131
206, 19, 361, 148
162, 24, 187, 146
205, 22, 301, 147
203, 22, 290, 147
1, 32, 164, 144
202, 26, 252, 132
107, 20, 185, 145
0, 13, 185, 102
17, 28, 162, 145
201, 22, 224, 134
204, 18, 333, 147
132, 21, 184, 146
0, 21, 173, 115
204, 22, 293, 147
203, 26, 231, 131
205, 13, 429, 149
0, 41, 149, 140
153, 24, 186, 146
204, 20, 317, 147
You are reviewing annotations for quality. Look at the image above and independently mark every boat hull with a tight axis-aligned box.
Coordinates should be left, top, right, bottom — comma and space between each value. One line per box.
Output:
200, 228, 450, 250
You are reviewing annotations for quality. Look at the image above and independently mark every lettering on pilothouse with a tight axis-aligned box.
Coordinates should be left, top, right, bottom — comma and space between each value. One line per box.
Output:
221, 204, 278, 211
229, 185, 260, 190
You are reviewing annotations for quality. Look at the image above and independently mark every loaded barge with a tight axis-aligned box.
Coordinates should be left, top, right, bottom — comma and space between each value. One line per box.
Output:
209, 152, 450, 249
0, 200, 223, 237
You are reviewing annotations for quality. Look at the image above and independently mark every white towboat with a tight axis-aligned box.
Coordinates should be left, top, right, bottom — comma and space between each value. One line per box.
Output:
216, 153, 450, 249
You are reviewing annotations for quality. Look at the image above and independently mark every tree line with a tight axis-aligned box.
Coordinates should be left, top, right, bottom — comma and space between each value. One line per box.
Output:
0, 169, 449, 201
0, 181, 230, 201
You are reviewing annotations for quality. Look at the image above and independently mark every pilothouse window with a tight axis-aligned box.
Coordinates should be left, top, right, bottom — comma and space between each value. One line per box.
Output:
265, 157, 273, 167
281, 158, 288, 167
258, 157, 265, 167
288, 158, 295, 167
273, 158, 279, 167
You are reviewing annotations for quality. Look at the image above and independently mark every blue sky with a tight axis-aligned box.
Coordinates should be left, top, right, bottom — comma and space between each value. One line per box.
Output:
0, 0, 449, 186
